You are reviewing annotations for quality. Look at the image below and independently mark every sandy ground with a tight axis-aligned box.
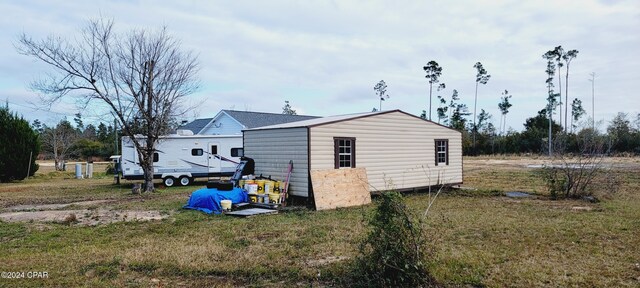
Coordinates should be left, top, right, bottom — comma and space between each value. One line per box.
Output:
464, 156, 640, 170
0, 200, 168, 226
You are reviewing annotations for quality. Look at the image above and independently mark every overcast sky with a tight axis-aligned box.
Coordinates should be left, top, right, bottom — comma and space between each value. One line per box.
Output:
1, 0, 638, 131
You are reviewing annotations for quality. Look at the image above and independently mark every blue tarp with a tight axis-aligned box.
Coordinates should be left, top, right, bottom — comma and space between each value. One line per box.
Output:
183, 187, 248, 214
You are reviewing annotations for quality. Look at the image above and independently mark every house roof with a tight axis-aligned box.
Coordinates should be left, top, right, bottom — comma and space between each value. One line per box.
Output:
221, 110, 319, 129
178, 118, 213, 134
179, 110, 319, 134
245, 109, 461, 133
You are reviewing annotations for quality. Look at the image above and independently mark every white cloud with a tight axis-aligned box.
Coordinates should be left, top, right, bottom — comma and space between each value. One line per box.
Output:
0, 0, 638, 129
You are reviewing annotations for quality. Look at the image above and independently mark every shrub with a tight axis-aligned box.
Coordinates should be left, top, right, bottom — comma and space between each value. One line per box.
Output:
0, 105, 40, 182
540, 133, 616, 199
348, 191, 435, 287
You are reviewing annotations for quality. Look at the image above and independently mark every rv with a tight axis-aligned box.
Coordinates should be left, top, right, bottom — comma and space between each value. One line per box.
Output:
121, 132, 243, 186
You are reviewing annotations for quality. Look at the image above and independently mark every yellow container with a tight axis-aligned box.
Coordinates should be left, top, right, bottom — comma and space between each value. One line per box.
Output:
256, 180, 266, 194
238, 179, 245, 188
249, 195, 257, 203
264, 181, 274, 194
220, 200, 232, 211
268, 193, 280, 204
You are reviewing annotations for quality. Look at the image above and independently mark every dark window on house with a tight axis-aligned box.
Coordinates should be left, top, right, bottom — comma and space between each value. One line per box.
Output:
231, 148, 244, 157
153, 152, 159, 162
334, 137, 356, 169
435, 139, 448, 166
191, 149, 204, 156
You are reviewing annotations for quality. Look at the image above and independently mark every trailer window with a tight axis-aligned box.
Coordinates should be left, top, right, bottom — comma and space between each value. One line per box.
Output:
435, 139, 448, 166
231, 148, 244, 157
334, 137, 356, 169
211, 145, 218, 155
153, 152, 159, 162
191, 149, 204, 156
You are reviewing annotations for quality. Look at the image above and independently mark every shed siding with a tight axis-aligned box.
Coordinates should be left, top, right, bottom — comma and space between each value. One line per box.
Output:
200, 113, 244, 135
309, 111, 462, 191
243, 128, 309, 197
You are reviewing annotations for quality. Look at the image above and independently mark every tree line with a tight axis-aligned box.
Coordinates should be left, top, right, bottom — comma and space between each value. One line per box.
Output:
375, 45, 639, 155
31, 113, 120, 170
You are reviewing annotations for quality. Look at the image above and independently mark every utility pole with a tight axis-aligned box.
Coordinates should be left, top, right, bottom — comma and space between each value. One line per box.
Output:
588, 72, 595, 129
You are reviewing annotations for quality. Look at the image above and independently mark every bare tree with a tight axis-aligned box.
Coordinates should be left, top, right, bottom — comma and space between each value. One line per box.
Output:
42, 120, 78, 171
18, 19, 199, 192
542, 132, 614, 200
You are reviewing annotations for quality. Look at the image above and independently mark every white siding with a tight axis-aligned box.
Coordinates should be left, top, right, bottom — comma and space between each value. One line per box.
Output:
309, 111, 462, 192
200, 113, 244, 135
243, 128, 310, 197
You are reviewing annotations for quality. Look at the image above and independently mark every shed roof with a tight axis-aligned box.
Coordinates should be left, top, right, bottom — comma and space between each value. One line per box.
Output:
245, 109, 460, 133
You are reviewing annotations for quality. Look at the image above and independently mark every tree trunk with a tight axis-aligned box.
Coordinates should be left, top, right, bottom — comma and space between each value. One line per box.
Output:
473, 82, 478, 153
557, 67, 563, 130
428, 83, 433, 121
565, 62, 570, 134
143, 160, 155, 192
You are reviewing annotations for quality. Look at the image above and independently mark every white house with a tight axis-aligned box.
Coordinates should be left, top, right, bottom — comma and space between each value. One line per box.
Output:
243, 110, 463, 198
180, 110, 318, 135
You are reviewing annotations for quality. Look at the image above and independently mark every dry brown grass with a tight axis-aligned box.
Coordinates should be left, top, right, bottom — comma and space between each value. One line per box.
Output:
0, 158, 639, 287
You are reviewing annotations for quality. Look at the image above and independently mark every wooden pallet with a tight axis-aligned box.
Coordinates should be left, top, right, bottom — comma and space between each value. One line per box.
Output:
224, 208, 278, 218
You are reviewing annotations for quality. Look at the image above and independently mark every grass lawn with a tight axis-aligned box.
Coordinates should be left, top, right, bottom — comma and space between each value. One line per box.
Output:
0, 158, 639, 287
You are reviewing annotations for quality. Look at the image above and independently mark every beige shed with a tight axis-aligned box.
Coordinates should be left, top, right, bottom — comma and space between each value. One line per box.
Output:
243, 110, 463, 199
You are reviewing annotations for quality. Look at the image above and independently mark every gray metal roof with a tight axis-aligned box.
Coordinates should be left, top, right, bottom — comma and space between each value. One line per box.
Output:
221, 110, 319, 129
179, 110, 319, 134
178, 117, 213, 134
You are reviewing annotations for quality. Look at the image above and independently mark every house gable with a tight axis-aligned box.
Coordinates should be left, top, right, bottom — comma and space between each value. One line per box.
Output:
200, 112, 246, 135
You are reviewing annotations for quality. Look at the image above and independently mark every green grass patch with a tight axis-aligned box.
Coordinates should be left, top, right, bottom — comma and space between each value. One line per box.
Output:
0, 158, 639, 286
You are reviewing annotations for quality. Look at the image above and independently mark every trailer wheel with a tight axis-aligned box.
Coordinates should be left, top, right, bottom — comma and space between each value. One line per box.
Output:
163, 177, 176, 187
179, 176, 191, 186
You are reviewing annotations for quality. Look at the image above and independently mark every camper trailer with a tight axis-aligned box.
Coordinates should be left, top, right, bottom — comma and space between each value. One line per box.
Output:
121, 132, 243, 186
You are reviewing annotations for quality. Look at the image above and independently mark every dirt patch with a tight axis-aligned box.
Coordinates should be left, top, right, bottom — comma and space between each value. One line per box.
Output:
5, 200, 114, 212
465, 157, 640, 170
306, 256, 349, 267
571, 206, 594, 211
0, 209, 168, 226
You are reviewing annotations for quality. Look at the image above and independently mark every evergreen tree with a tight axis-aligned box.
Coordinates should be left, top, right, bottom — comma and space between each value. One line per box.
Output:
0, 105, 40, 182
282, 100, 297, 115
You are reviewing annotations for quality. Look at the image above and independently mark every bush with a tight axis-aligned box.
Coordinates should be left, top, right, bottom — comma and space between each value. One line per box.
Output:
0, 106, 40, 182
348, 192, 435, 287
540, 133, 615, 199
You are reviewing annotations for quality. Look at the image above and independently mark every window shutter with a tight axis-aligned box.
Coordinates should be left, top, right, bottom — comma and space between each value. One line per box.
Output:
334, 139, 339, 169
351, 139, 356, 168
445, 140, 449, 165
434, 140, 438, 166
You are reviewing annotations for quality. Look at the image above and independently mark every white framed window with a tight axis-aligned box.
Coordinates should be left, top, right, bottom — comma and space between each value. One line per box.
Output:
334, 137, 356, 169
435, 139, 448, 166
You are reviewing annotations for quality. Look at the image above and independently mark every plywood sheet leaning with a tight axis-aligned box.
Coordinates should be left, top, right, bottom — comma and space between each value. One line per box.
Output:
311, 168, 371, 211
